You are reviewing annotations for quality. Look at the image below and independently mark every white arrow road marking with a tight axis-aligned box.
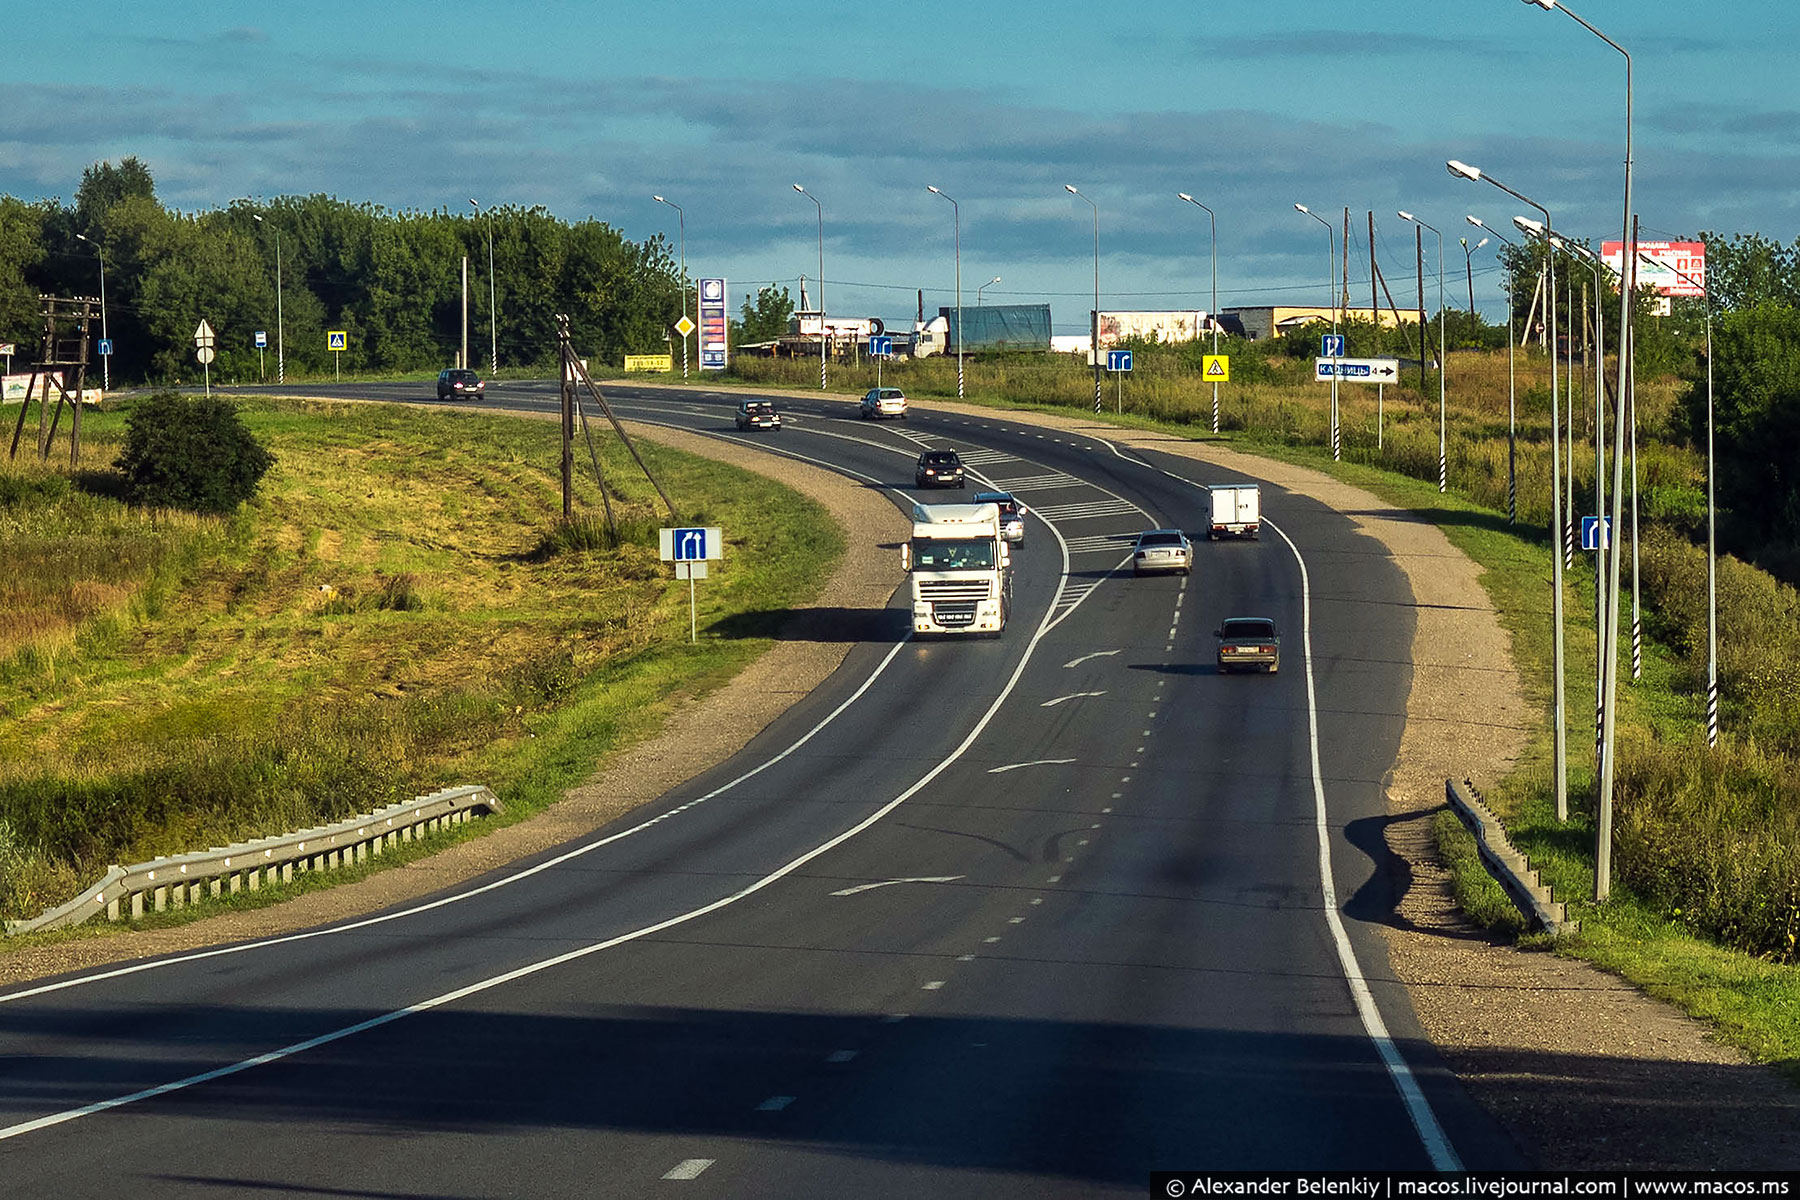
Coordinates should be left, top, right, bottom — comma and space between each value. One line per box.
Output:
987, 759, 1077, 774
663, 1160, 714, 1181
1063, 650, 1121, 669
830, 875, 964, 897
1041, 691, 1106, 707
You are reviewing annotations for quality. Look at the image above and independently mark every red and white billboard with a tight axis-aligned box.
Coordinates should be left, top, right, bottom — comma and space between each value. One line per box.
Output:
1602, 240, 1705, 297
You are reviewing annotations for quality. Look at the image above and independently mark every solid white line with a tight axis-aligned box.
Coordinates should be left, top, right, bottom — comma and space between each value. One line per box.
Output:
1266, 516, 1463, 1171
828, 876, 963, 897
986, 758, 1077, 774
662, 1159, 715, 1181
0, 467, 1086, 1141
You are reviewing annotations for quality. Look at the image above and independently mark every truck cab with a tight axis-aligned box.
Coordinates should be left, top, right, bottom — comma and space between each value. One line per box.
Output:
902, 502, 1011, 635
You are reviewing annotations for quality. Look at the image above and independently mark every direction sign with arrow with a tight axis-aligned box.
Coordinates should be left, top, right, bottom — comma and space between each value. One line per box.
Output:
1315, 356, 1401, 383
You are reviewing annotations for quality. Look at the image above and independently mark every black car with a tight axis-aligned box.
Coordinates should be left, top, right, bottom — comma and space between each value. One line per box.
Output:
915, 449, 966, 489
735, 399, 781, 431
437, 368, 485, 400
1214, 616, 1281, 673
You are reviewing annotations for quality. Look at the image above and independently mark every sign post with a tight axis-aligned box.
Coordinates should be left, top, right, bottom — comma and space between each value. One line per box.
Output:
659, 526, 724, 642
194, 320, 216, 397
328, 330, 347, 380
255, 330, 267, 381
868, 334, 893, 389
1105, 348, 1132, 414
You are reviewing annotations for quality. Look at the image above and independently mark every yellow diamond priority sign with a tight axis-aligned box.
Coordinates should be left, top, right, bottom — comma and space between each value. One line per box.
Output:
1202, 354, 1230, 382
674, 315, 696, 338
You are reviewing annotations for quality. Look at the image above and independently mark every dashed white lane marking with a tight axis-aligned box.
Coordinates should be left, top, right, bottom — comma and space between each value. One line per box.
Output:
1148, 711, 1158, 719
1101, 807, 1112, 813
1077, 839, 1090, 847
830, 876, 964, 896
1047, 875, 1062, 883
984, 936, 1001, 943
826, 1050, 858, 1064
662, 1159, 715, 1181
1042, 691, 1106, 708
1063, 649, 1121, 669
987, 758, 1077, 774
1008, 917, 1025, 924
922, 981, 945, 991
1029, 898, 1044, 906
958, 954, 976, 962
756, 1096, 795, 1112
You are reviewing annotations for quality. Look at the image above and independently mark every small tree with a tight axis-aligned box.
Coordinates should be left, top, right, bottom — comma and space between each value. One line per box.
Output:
115, 392, 274, 513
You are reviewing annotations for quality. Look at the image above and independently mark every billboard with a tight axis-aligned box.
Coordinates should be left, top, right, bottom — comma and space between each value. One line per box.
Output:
1601, 240, 1705, 297
699, 277, 728, 370
1097, 310, 1214, 348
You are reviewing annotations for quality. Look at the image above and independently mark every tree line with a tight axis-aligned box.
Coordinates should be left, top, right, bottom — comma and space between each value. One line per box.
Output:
0, 158, 689, 382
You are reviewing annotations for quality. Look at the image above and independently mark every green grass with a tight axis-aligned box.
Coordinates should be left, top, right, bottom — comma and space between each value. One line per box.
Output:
0, 395, 843, 934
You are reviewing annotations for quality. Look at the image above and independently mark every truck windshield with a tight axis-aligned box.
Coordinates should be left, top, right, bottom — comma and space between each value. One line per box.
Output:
911, 537, 995, 570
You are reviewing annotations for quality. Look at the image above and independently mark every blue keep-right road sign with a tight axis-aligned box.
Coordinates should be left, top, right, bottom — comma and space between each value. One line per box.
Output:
1580, 515, 1612, 551
1106, 349, 1132, 372
1321, 334, 1346, 357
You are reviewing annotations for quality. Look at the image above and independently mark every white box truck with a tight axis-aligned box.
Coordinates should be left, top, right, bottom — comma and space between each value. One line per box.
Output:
1207, 483, 1260, 540
902, 501, 1012, 635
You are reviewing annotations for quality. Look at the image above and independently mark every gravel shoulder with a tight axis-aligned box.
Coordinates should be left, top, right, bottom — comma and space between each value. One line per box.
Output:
5, 393, 1795, 1168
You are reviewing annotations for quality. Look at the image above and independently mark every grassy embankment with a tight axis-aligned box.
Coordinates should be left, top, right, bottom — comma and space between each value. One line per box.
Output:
0, 396, 842, 939
676, 344, 1800, 1075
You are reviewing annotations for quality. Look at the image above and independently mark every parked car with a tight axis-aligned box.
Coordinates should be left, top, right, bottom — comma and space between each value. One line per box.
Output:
861, 387, 909, 419
1132, 528, 1192, 576
1215, 616, 1281, 673
437, 368, 485, 400
973, 490, 1027, 543
735, 399, 781, 431
915, 449, 966, 489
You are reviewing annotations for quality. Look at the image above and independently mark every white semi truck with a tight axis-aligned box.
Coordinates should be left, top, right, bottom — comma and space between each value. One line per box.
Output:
1206, 483, 1261, 540
902, 501, 1012, 635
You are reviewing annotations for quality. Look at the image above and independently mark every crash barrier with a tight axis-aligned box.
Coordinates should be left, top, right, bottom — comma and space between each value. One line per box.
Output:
4, 784, 503, 936
1444, 778, 1575, 937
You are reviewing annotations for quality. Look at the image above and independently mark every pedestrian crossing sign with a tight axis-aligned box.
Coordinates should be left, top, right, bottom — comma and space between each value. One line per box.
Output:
1203, 355, 1230, 381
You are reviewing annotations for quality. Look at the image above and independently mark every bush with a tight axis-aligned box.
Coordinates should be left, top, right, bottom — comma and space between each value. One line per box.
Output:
114, 392, 274, 514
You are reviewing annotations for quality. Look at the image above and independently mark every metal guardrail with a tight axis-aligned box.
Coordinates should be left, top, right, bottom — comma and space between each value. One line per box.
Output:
4, 784, 503, 936
1444, 777, 1576, 937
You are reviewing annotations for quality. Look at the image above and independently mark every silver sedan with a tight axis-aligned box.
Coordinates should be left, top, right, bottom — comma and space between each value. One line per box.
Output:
1132, 528, 1192, 576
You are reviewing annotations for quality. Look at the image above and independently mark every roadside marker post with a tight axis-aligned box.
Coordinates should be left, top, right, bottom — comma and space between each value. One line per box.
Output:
660, 526, 724, 642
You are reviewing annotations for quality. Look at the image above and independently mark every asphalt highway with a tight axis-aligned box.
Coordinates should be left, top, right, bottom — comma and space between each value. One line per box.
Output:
0, 380, 1526, 1194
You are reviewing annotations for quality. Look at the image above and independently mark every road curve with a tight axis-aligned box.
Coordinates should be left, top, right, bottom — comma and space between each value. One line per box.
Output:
0, 381, 1527, 1194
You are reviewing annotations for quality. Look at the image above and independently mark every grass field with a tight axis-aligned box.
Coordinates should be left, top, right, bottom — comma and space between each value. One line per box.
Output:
0, 396, 843, 927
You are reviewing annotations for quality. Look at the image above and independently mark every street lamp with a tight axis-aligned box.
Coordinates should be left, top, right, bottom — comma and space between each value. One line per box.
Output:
469, 199, 497, 377
1065, 185, 1101, 413
978, 276, 1001, 305
1398, 211, 1447, 493
1296, 203, 1340, 460
73, 233, 108, 391
1467, 216, 1518, 524
1448, 158, 1568, 824
251, 213, 284, 385
927, 185, 964, 400
1178, 192, 1221, 433
654, 195, 689, 381
1462, 235, 1488, 317
1521, 0, 1634, 903
793, 184, 825, 389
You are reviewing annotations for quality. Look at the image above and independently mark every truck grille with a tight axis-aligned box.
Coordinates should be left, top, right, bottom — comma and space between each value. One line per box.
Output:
920, 580, 991, 602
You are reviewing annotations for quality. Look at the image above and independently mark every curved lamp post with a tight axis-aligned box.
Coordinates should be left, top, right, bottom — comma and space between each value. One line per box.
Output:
927, 185, 963, 399
1178, 192, 1221, 433
793, 184, 825, 389
654, 195, 689, 380
469, 199, 497, 376
1448, 159, 1568, 824
1065, 185, 1101, 413
1467, 216, 1517, 524
978, 276, 1001, 305
1294, 204, 1340, 460
73, 233, 109, 392
1397, 211, 1447, 493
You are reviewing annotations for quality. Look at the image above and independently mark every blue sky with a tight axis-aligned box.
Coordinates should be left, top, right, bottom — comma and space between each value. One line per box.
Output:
8, 1, 1795, 330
